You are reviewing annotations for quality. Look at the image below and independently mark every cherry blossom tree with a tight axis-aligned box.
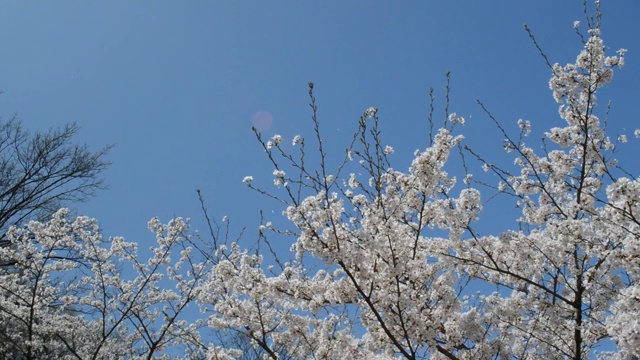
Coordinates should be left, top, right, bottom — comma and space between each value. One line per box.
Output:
202, 5, 638, 360
0, 208, 214, 359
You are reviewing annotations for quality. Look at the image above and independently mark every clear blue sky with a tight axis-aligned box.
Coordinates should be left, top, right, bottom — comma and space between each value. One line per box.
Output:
1, 1, 638, 245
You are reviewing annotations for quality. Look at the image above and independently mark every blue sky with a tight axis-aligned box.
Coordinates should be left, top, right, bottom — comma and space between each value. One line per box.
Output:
1, 1, 639, 248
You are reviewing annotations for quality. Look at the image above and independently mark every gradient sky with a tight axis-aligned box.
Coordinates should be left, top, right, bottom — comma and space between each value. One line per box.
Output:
1, 1, 639, 255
